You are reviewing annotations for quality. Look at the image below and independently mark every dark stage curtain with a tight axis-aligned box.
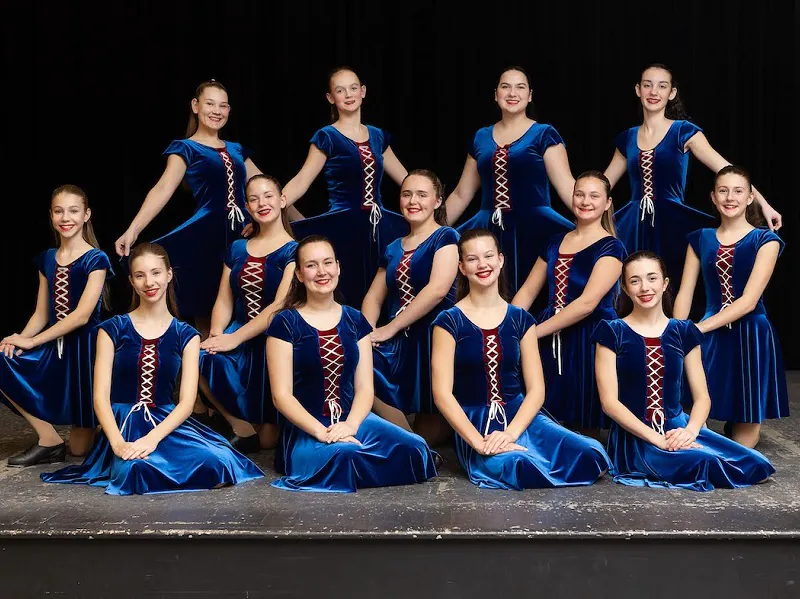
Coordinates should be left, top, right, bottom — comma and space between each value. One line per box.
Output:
3, 1, 797, 365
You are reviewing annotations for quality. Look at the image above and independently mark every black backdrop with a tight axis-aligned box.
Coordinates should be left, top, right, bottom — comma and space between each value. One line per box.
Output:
4, 1, 798, 366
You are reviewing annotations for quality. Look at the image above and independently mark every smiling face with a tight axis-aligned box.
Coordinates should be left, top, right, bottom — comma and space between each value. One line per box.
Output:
622, 257, 669, 313
296, 240, 340, 297
129, 252, 173, 307
400, 174, 441, 225
636, 67, 677, 115
495, 69, 532, 115
572, 176, 612, 225
50, 191, 90, 241
459, 235, 505, 291
711, 172, 754, 221
326, 70, 365, 116
245, 177, 285, 227
191, 85, 230, 132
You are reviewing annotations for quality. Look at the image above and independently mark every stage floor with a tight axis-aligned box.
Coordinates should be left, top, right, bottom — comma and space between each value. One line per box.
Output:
1, 374, 798, 541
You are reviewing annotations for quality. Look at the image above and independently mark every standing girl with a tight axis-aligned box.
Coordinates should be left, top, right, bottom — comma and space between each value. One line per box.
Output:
603, 63, 782, 286
674, 166, 787, 448
593, 251, 774, 490
282, 67, 410, 308
445, 66, 575, 293
362, 170, 459, 444
266, 236, 438, 492
42, 243, 263, 495
199, 175, 297, 453
115, 80, 267, 330
512, 171, 625, 430
431, 229, 610, 490
0, 185, 111, 466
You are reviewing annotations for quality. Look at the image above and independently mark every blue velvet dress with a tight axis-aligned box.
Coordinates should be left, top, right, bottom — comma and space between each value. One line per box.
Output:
373, 226, 458, 414
199, 239, 297, 423
614, 120, 715, 283
153, 139, 252, 318
0, 248, 112, 427
538, 234, 626, 428
685, 228, 788, 423
457, 123, 574, 292
432, 305, 610, 490
42, 315, 263, 495
290, 126, 409, 308
266, 306, 438, 492
591, 318, 774, 490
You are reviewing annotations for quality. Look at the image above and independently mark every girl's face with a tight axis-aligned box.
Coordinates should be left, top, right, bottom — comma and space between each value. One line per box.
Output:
495, 69, 532, 115
327, 70, 365, 116
622, 257, 669, 312
246, 178, 286, 226
459, 236, 505, 291
399, 174, 441, 225
572, 177, 611, 225
50, 192, 89, 241
130, 253, 173, 306
636, 67, 677, 114
296, 241, 340, 296
192, 86, 230, 132
711, 173, 754, 220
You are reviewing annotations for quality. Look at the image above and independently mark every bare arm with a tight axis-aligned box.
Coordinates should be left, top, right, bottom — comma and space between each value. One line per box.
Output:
267, 336, 329, 441
431, 326, 486, 451
682, 347, 710, 433
382, 147, 408, 187
281, 145, 328, 209
345, 336, 375, 431
603, 150, 628, 189
361, 268, 388, 327
673, 246, 701, 319
543, 144, 575, 210
535, 257, 622, 339
511, 258, 548, 311
116, 155, 187, 256
505, 326, 545, 439
92, 330, 123, 450
696, 241, 780, 333
687, 133, 781, 229
445, 155, 481, 225
208, 267, 234, 337
147, 336, 200, 441
595, 344, 668, 449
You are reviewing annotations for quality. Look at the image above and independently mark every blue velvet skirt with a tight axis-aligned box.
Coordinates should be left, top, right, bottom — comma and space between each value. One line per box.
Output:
273, 413, 438, 492
41, 403, 264, 495
0, 329, 96, 428
607, 412, 775, 491
456, 395, 610, 490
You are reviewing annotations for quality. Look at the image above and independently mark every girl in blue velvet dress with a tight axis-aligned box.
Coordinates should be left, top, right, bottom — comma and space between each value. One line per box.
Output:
266, 236, 438, 492
593, 251, 774, 490
445, 67, 575, 294
362, 170, 459, 445
603, 63, 782, 287
198, 175, 297, 454
0, 185, 112, 466
280, 67, 410, 309
115, 80, 271, 329
42, 243, 263, 495
431, 229, 610, 490
513, 171, 625, 431
674, 166, 787, 448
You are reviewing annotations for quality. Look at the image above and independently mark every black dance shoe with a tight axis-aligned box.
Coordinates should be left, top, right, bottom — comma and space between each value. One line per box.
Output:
723, 421, 733, 439
433, 453, 444, 469
7, 442, 66, 467
229, 434, 261, 455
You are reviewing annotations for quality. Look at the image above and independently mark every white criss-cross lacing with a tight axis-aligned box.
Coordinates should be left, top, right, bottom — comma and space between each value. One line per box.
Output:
639, 149, 656, 227
491, 147, 511, 230
550, 255, 573, 375
357, 143, 382, 240
218, 148, 245, 231
716, 245, 735, 329
319, 330, 345, 425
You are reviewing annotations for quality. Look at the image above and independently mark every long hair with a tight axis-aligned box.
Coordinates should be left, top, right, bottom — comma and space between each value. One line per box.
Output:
616, 250, 673, 318
327, 66, 360, 123
51, 184, 110, 310
574, 170, 617, 237
713, 165, 766, 227
186, 80, 228, 138
280, 235, 337, 311
127, 242, 180, 317
245, 174, 294, 238
455, 228, 510, 301
496, 65, 534, 117
637, 63, 688, 121
403, 169, 448, 226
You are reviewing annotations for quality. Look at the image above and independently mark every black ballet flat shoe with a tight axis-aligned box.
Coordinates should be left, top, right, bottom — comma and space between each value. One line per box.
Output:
433, 453, 444, 469
229, 434, 261, 455
7, 443, 66, 468
723, 421, 733, 439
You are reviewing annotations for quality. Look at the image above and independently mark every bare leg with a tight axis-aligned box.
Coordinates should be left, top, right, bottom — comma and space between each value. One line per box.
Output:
256, 423, 279, 449
732, 423, 761, 448
68, 426, 95, 456
198, 377, 255, 438
414, 412, 452, 447
372, 397, 413, 431
2, 393, 62, 447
